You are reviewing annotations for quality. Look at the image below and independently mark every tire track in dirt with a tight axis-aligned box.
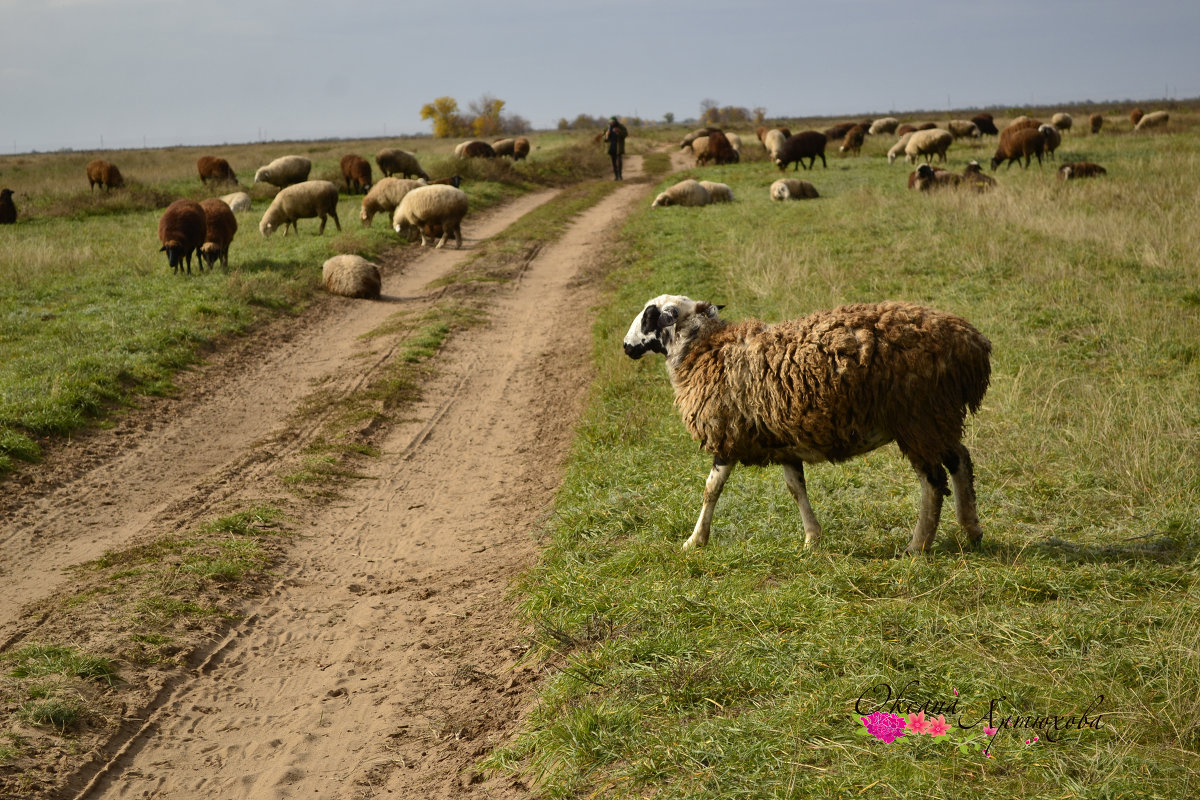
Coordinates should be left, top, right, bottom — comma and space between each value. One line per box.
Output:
64, 158, 652, 799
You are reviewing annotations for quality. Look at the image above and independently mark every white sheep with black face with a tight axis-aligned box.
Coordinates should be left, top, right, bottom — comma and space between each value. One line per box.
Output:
624, 295, 992, 554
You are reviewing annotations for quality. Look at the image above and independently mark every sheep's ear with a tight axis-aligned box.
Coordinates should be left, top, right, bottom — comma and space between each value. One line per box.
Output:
695, 302, 722, 318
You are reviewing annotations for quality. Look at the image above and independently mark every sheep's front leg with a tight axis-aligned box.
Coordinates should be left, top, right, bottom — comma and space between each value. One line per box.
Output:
684, 457, 733, 550
782, 462, 822, 547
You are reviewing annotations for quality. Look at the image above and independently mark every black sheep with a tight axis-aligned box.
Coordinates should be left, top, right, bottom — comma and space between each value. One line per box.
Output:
774, 131, 827, 171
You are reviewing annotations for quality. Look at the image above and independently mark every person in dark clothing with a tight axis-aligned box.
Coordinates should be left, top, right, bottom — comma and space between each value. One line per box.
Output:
603, 116, 628, 180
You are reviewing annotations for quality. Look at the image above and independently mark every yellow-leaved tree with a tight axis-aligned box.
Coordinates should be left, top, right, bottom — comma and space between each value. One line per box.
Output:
420, 97, 469, 138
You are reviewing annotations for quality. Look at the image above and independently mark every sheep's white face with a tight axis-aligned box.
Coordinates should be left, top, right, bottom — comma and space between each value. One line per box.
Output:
623, 295, 719, 360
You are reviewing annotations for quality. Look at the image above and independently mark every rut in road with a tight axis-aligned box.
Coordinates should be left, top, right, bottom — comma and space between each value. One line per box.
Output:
72, 157, 652, 799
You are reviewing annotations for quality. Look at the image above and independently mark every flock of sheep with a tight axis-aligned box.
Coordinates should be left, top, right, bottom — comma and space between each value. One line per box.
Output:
633, 106, 1172, 555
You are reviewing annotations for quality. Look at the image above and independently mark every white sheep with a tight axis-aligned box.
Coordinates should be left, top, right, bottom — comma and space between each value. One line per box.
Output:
259, 180, 341, 237
868, 117, 899, 135
360, 177, 427, 226
887, 132, 915, 164
252, 155, 312, 188
698, 181, 734, 203
763, 129, 788, 160
392, 184, 468, 249
946, 120, 981, 139
1051, 112, 1073, 132
769, 178, 819, 200
725, 133, 742, 154
1134, 111, 1169, 131
905, 129, 953, 164
622, 295, 991, 554
219, 191, 252, 212
322, 255, 381, 299
689, 136, 710, 164
651, 179, 711, 208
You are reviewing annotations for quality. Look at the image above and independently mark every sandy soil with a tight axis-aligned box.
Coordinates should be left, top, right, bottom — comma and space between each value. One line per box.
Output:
1, 157, 653, 798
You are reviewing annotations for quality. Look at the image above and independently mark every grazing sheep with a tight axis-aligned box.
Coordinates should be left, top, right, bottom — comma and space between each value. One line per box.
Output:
869, 117, 900, 136
375, 148, 429, 180
1005, 116, 1040, 130
971, 113, 1000, 136
769, 178, 819, 200
1130, 108, 1144, 127
512, 137, 531, 161
196, 156, 237, 186
680, 128, 717, 149
1057, 162, 1107, 180
698, 181, 734, 203
259, 180, 341, 237
895, 123, 918, 137
460, 140, 496, 158
839, 124, 867, 155
322, 254, 381, 299
253, 155, 312, 188
908, 163, 961, 191
887, 132, 915, 164
392, 184, 468, 248
824, 122, 864, 141
492, 138, 516, 157
1089, 113, 1104, 134
339, 154, 373, 194
219, 191, 252, 212
904, 129, 953, 164
199, 197, 238, 270
622, 296, 991, 553
775, 131, 828, 171
990, 127, 1045, 169
961, 161, 997, 191
725, 132, 742, 154
704, 130, 739, 165
651, 179, 711, 208
359, 177, 427, 226
157, 199, 207, 274
0, 187, 16, 224
0, 188, 15, 224
86, 159, 124, 191
1051, 112, 1073, 133
1037, 124, 1062, 159
690, 135, 711, 164
946, 120, 981, 140
1134, 111, 1169, 131
762, 128, 788, 160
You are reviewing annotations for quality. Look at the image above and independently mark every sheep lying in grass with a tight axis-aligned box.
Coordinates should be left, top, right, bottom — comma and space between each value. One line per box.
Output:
158, 199, 207, 274
199, 197, 238, 269
623, 296, 991, 553
908, 164, 961, 191
322, 254, 381, 299
698, 181, 734, 203
259, 180, 341, 237
360, 177, 426, 226
219, 191, 252, 212
1057, 162, 1107, 179
391, 184, 468, 248
769, 178, 819, 200
651, 179, 711, 208
961, 161, 997, 190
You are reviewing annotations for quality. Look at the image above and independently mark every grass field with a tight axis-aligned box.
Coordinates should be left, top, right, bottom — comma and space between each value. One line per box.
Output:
494, 108, 1200, 797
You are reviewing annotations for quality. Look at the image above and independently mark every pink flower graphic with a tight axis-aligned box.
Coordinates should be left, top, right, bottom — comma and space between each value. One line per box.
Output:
861, 712, 907, 743
984, 726, 998, 736
906, 711, 931, 734
927, 715, 951, 737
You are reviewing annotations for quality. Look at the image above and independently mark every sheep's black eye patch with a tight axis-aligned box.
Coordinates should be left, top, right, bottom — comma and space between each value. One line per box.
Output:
640, 305, 660, 335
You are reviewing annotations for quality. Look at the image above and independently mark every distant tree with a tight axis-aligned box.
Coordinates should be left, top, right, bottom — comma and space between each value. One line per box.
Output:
699, 98, 719, 125
420, 96, 469, 138
571, 113, 603, 129
720, 106, 750, 125
663, 112, 675, 124
753, 107, 767, 126
557, 118, 570, 131
501, 113, 531, 135
470, 94, 506, 137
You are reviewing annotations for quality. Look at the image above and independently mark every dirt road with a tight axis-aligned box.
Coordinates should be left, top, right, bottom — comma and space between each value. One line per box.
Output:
2, 157, 652, 798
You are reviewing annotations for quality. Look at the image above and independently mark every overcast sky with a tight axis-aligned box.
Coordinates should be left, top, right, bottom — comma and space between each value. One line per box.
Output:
2, 0, 1197, 152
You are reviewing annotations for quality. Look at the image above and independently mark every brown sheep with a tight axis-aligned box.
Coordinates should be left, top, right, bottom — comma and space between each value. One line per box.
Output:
512, 137, 530, 161
824, 122, 857, 141
908, 164, 960, 191
774, 131, 827, 171
86, 159, 124, 191
971, 113, 1000, 136
680, 127, 718, 149
339, 154, 373, 194
896, 123, 918, 137
375, 149, 429, 180
199, 197, 238, 269
990, 127, 1045, 170
1057, 162, 1107, 180
196, 156, 237, 186
1089, 113, 1104, 134
158, 199, 207, 274
0, 188, 15, 224
1002, 118, 1041, 135
1130, 108, 1144, 127
1038, 124, 1062, 159
460, 140, 496, 158
705, 130, 739, 165
839, 124, 867, 155
622, 296, 991, 554
961, 161, 997, 191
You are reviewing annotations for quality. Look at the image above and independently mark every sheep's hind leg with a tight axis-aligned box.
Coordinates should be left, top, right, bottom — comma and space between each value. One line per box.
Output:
684, 457, 733, 550
947, 443, 982, 546
907, 466, 948, 554
782, 462, 822, 548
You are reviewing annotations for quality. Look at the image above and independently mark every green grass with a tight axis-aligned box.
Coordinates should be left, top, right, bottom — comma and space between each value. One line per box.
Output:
494, 112, 1200, 797
5, 644, 119, 686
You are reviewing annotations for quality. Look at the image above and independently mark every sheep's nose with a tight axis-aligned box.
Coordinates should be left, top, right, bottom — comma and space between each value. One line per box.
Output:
623, 342, 644, 359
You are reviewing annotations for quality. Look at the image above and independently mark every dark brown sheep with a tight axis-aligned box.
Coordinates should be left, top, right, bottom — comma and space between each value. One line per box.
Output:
461, 141, 496, 158
1057, 162, 1107, 180
774, 131, 827, 171
196, 156, 237, 186
86, 159, 124, 191
895, 123, 917, 137
824, 122, 857, 141
1130, 108, 1144, 127
512, 137, 530, 161
680, 127, 718, 149
375, 149, 429, 180
158, 199, 207, 274
199, 197, 238, 269
916, 122, 938, 131
990, 127, 1045, 170
1002, 117, 1041, 134
839, 124, 868, 156
427, 175, 463, 187
908, 164, 960, 191
961, 161, 997, 190
704, 130, 739, 165
0, 188, 15, 224
339, 154, 373, 194
971, 113, 1000, 136
1089, 113, 1104, 134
